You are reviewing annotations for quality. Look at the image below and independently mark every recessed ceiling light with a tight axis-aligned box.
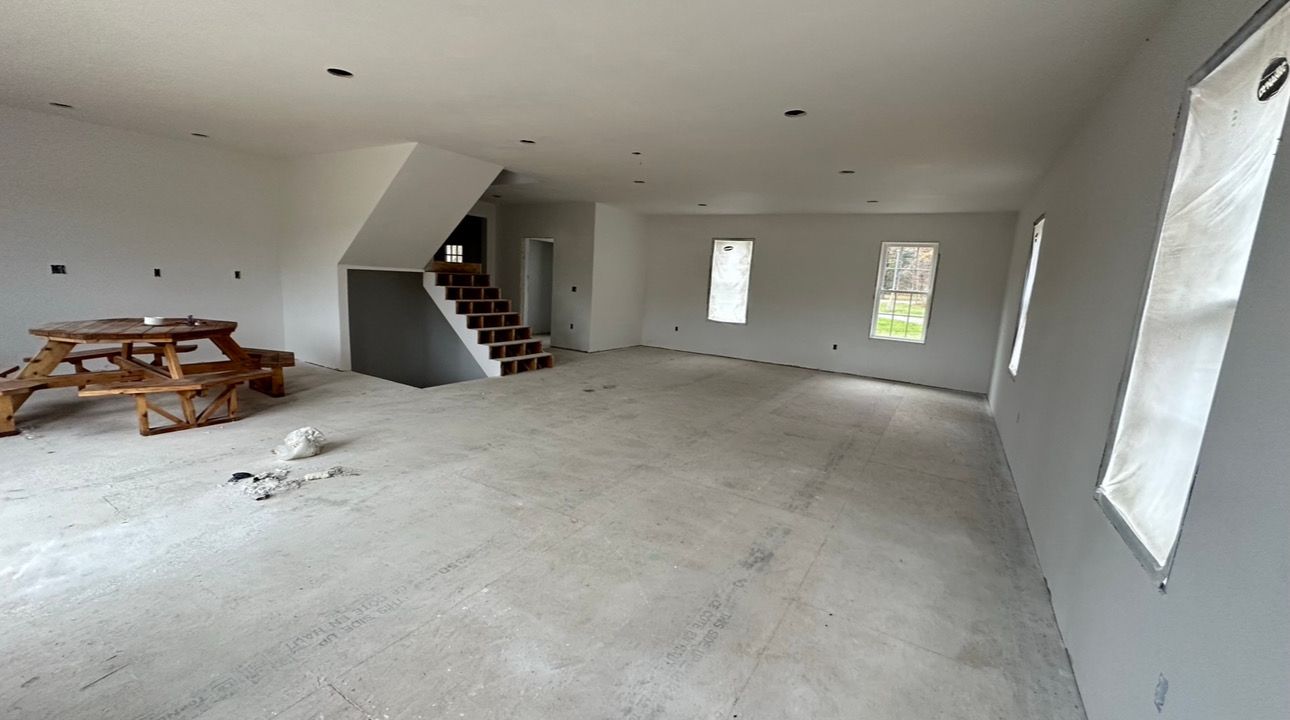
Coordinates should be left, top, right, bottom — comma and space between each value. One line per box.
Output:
783, 108, 807, 117
839, 170, 856, 174
491, 194, 502, 199
697, 203, 708, 207
191, 132, 209, 138
633, 180, 646, 184
631, 151, 642, 155
867, 200, 880, 204
49, 102, 74, 109
326, 67, 354, 78
519, 139, 536, 144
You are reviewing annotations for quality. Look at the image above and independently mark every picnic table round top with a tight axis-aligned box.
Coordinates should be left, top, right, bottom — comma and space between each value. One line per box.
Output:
30, 318, 238, 342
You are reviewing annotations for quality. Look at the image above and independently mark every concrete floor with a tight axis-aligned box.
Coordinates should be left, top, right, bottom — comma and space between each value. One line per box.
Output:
0, 347, 1083, 720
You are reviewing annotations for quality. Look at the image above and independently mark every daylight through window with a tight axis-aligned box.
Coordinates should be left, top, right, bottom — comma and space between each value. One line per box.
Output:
445, 244, 464, 263
870, 242, 939, 343
1008, 217, 1045, 376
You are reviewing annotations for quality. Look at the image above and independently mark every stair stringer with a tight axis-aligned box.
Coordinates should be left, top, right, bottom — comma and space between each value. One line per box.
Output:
423, 274, 502, 378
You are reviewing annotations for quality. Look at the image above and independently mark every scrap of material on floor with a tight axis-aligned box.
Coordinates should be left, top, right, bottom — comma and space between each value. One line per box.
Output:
0, 348, 1082, 720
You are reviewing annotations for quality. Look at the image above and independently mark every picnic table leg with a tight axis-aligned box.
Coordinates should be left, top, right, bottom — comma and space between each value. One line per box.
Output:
2, 340, 76, 436
162, 343, 186, 380
0, 396, 18, 437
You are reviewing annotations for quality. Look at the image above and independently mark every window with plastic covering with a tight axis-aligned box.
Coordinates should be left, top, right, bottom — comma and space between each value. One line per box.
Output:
1097, 0, 1290, 585
707, 239, 754, 324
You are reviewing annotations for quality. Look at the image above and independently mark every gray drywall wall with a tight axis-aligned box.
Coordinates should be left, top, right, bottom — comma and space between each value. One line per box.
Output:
0, 105, 286, 361
986, 1, 1290, 717
282, 143, 415, 369
346, 269, 484, 388
496, 202, 596, 351
590, 204, 647, 351
523, 239, 553, 334
642, 213, 1015, 393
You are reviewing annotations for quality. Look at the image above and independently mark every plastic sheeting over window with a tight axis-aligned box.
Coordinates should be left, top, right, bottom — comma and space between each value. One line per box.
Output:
1098, 1, 1290, 581
707, 239, 754, 324
1008, 218, 1044, 377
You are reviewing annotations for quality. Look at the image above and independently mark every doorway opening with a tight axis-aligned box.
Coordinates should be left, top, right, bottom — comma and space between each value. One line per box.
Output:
522, 237, 554, 342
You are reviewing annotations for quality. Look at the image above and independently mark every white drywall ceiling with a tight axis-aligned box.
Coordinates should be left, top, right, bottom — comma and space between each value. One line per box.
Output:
1, 0, 1169, 214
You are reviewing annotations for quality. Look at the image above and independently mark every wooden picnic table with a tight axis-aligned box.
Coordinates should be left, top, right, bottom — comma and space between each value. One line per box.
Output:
1, 318, 293, 437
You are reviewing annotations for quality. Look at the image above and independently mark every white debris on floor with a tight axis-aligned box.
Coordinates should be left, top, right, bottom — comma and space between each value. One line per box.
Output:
273, 426, 326, 460
229, 466, 358, 501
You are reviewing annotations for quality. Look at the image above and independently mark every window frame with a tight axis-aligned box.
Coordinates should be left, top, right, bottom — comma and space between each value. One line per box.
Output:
705, 238, 756, 325
1007, 216, 1045, 378
1095, 0, 1290, 588
868, 241, 940, 344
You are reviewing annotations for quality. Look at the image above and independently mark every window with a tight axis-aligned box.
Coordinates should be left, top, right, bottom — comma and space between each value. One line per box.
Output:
1097, 0, 1290, 584
870, 242, 939, 343
445, 244, 464, 263
1007, 217, 1045, 377
707, 239, 754, 324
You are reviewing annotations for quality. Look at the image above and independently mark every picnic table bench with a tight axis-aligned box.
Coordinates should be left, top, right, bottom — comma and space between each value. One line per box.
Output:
2, 318, 294, 437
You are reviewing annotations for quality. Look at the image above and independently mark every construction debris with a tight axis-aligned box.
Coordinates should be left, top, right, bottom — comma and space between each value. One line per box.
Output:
274, 427, 326, 460
232, 465, 358, 501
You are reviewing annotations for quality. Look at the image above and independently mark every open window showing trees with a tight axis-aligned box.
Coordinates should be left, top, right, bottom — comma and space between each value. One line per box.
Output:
1097, 0, 1290, 585
870, 242, 939, 343
1007, 217, 1045, 377
707, 239, 754, 324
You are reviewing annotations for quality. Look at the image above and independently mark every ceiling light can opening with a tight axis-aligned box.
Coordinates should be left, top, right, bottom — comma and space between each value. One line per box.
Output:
519, 139, 536, 144
49, 102, 75, 109
191, 132, 209, 138
839, 170, 856, 174
633, 180, 646, 184
326, 67, 354, 77
784, 108, 808, 117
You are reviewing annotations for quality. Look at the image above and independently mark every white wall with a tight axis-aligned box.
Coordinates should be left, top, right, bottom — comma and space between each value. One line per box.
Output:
0, 105, 286, 362
340, 144, 501, 269
987, 1, 1290, 718
642, 213, 1014, 393
590, 204, 646, 351
496, 202, 596, 351
280, 144, 414, 369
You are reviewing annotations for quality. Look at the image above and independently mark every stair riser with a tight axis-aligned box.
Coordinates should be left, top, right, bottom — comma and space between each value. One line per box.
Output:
456, 300, 512, 315
500, 354, 556, 376
435, 273, 491, 288
489, 342, 544, 359
477, 328, 533, 344
445, 287, 501, 301
466, 314, 521, 329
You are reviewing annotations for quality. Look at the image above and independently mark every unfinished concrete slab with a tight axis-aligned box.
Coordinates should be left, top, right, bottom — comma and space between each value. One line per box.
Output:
0, 348, 1083, 720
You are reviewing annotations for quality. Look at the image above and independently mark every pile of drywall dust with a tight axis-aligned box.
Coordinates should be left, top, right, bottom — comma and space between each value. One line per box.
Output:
229, 466, 358, 501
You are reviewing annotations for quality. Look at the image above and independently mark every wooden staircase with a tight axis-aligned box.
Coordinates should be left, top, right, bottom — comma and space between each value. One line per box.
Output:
432, 267, 554, 377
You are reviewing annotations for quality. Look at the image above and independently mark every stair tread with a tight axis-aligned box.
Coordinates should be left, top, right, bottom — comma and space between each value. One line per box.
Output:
487, 339, 542, 347
465, 311, 519, 317
499, 352, 553, 362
